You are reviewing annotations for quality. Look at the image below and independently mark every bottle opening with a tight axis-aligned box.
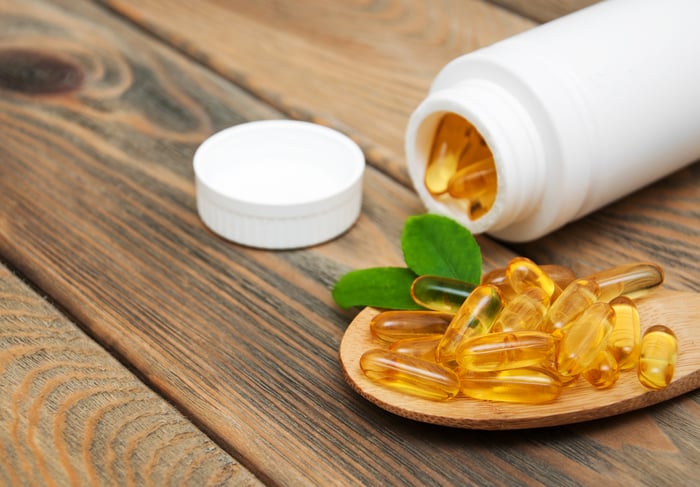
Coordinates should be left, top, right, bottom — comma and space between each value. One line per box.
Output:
423, 113, 497, 221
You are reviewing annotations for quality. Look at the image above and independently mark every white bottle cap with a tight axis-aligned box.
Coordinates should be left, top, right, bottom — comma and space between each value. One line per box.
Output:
194, 120, 365, 249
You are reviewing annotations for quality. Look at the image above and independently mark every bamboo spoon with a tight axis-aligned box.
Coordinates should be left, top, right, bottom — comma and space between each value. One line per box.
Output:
339, 289, 700, 429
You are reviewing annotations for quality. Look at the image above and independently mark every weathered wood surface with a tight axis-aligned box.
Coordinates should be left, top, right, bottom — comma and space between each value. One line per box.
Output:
100, 0, 700, 291
99, 0, 536, 188
0, 263, 261, 486
1, 0, 698, 485
488, 0, 600, 22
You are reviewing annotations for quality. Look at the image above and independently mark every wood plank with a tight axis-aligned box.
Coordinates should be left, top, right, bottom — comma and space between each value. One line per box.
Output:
488, 0, 599, 22
99, 0, 536, 187
99, 0, 700, 291
0, 1, 516, 484
0, 262, 262, 486
1, 0, 698, 485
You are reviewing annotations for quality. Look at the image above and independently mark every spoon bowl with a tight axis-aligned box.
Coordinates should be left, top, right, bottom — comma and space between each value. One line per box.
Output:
339, 289, 700, 429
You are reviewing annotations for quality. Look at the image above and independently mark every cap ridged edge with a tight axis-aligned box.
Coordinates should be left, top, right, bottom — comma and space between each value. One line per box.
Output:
196, 179, 362, 249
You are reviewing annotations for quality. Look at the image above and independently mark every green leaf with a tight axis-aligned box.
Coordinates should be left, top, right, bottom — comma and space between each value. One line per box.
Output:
401, 214, 481, 283
332, 267, 423, 310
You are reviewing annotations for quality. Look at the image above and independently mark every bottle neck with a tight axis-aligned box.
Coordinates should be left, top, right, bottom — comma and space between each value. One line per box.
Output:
405, 79, 546, 236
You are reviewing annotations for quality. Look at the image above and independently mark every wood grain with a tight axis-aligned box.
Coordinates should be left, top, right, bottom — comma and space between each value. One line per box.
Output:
99, 0, 536, 187
0, 0, 698, 485
0, 263, 261, 486
100, 0, 700, 293
488, 0, 599, 22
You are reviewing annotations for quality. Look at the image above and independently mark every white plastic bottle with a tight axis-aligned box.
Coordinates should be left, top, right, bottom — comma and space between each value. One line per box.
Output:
405, 0, 700, 242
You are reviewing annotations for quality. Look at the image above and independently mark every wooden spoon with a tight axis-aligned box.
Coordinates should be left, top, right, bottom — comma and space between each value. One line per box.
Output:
339, 289, 700, 429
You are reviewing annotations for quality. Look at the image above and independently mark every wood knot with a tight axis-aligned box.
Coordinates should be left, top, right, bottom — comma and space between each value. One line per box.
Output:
0, 48, 84, 95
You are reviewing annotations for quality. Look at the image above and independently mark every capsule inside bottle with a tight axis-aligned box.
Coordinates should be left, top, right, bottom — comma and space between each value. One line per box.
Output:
447, 156, 497, 220
424, 113, 473, 196
424, 113, 497, 220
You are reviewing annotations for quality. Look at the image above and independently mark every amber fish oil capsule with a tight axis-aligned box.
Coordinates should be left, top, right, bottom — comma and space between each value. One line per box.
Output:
541, 279, 600, 335
556, 302, 614, 377
369, 310, 452, 342
638, 325, 678, 390
447, 156, 497, 219
447, 157, 496, 200
506, 257, 559, 300
583, 349, 620, 389
585, 262, 664, 302
492, 286, 550, 333
480, 267, 517, 301
422, 111, 497, 218
459, 367, 562, 404
482, 264, 574, 303
436, 284, 503, 366
608, 296, 641, 370
389, 335, 442, 362
410, 275, 476, 313
424, 113, 473, 195
456, 330, 556, 372
360, 349, 460, 401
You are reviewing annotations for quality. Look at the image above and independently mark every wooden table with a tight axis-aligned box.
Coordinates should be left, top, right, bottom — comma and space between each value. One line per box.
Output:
1, 0, 697, 485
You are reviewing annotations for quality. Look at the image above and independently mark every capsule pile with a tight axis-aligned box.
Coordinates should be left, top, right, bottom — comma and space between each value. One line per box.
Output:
360, 258, 678, 403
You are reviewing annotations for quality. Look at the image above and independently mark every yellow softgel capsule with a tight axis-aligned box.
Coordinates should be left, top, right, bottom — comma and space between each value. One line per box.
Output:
458, 367, 562, 404
424, 113, 472, 196
482, 264, 575, 303
583, 349, 620, 389
584, 262, 664, 302
506, 257, 560, 300
557, 302, 615, 377
369, 310, 452, 342
608, 296, 641, 370
457, 124, 492, 167
410, 275, 476, 313
447, 156, 496, 199
456, 330, 556, 372
447, 156, 497, 220
638, 325, 678, 390
389, 335, 442, 362
491, 287, 550, 333
480, 267, 517, 301
360, 349, 460, 401
540, 279, 600, 335
436, 284, 503, 366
